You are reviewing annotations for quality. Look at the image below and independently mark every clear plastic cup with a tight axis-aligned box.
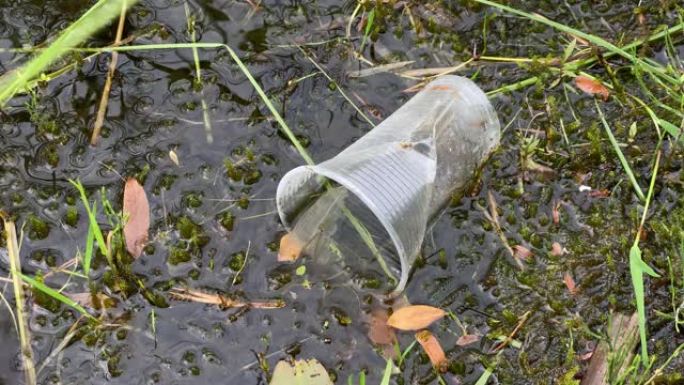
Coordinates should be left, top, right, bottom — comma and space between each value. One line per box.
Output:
276, 75, 500, 293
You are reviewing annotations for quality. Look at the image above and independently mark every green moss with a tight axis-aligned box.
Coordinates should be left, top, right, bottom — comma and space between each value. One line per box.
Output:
64, 206, 79, 227
228, 251, 245, 271
218, 211, 235, 232
168, 246, 191, 265
27, 214, 50, 240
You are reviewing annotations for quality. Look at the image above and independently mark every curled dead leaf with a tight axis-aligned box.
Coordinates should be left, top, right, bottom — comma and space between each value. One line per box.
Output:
575, 75, 610, 100
513, 245, 533, 261
123, 178, 149, 258
278, 232, 304, 262
456, 333, 481, 346
387, 305, 445, 331
563, 272, 577, 295
415, 330, 448, 372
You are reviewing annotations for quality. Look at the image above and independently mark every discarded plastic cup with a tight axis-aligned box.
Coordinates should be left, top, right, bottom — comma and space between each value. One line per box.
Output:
276, 75, 500, 293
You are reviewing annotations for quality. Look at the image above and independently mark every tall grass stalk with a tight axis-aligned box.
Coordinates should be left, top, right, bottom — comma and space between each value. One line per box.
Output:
0, 0, 138, 107
1, 214, 37, 385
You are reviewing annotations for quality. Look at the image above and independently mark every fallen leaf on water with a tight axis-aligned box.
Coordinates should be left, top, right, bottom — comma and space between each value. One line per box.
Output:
575, 75, 610, 100
415, 330, 448, 372
563, 272, 577, 295
513, 245, 533, 261
367, 309, 397, 346
278, 232, 305, 262
387, 305, 445, 331
270, 359, 333, 385
123, 178, 149, 258
456, 333, 481, 346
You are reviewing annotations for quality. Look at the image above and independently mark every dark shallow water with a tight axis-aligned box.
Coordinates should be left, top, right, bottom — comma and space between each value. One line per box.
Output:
1, 1, 684, 384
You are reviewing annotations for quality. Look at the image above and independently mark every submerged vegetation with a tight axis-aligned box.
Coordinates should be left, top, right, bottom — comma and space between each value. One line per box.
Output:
1, 0, 684, 384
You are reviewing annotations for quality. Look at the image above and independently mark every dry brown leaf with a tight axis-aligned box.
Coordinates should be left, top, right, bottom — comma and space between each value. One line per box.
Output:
575, 76, 610, 100
551, 242, 563, 257
456, 333, 481, 346
367, 309, 397, 346
387, 305, 445, 331
415, 330, 448, 372
278, 232, 305, 262
513, 245, 533, 261
552, 201, 561, 225
123, 178, 149, 258
564, 272, 577, 295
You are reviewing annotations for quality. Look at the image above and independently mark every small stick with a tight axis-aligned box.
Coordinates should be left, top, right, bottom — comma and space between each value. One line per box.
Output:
91, 0, 127, 145
169, 287, 284, 309
491, 311, 530, 353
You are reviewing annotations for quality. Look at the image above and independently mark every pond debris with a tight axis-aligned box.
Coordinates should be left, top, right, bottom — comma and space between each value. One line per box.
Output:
347, 60, 414, 78
169, 149, 180, 166
387, 305, 445, 331
123, 178, 150, 258
269, 359, 333, 385
551, 242, 564, 257
456, 333, 481, 346
574, 75, 610, 101
69, 292, 118, 310
513, 245, 533, 261
366, 308, 397, 359
580, 313, 638, 385
169, 287, 284, 309
415, 330, 448, 373
277, 232, 305, 262
563, 272, 577, 295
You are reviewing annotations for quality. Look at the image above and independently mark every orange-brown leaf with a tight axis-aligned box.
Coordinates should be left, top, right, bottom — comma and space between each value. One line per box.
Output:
387, 305, 445, 331
123, 178, 149, 258
278, 233, 304, 262
575, 76, 610, 100
415, 330, 448, 372
564, 272, 577, 295
456, 333, 481, 346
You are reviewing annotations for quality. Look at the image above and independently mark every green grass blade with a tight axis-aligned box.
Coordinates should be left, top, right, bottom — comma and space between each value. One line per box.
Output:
0, 0, 138, 107
359, 9, 375, 53
595, 101, 646, 202
379, 359, 393, 385
69, 180, 108, 257
473, 0, 679, 85
83, 208, 96, 276
474, 366, 493, 385
629, 244, 649, 363
20, 274, 95, 320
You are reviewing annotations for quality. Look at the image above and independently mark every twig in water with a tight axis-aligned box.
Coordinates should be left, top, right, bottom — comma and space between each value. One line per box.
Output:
91, 0, 127, 145
491, 310, 530, 353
